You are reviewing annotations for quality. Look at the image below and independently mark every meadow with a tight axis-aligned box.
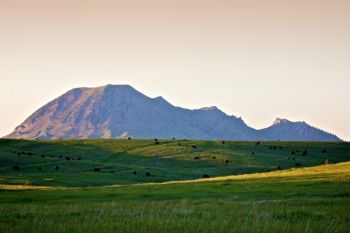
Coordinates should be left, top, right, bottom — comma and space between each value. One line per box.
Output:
0, 139, 350, 233
1, 139, 349, 187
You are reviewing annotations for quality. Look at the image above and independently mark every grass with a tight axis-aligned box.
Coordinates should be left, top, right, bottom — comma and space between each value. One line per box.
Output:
0, 139, 350, 232
1, 139, 349, 187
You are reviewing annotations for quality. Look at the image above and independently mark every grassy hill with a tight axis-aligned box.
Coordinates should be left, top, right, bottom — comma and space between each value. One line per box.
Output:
1, 139, 350, 187
0, 139, 350, 232
0, 160, 350, 232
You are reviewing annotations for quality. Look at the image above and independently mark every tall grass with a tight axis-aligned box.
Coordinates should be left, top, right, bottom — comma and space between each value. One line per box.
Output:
0, 162, 350, 233
0, 140, 350, 232
1, 197, 349, 233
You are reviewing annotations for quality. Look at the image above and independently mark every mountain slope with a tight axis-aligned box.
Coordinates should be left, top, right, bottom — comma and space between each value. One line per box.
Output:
260, 118, 340, 141
5, 85, 341, 141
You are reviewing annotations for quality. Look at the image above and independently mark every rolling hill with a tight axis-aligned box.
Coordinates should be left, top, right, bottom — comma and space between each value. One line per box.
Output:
1, 139, 349, 187
1, 146, 350, 233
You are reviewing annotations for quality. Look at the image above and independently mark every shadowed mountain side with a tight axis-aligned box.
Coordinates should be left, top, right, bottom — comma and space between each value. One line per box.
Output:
260, 118, 340, 141
5, 85, 341, 141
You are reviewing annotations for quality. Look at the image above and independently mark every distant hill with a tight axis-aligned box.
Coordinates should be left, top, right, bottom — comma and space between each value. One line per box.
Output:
5, 84, 341, 141
260, 118, 340, 141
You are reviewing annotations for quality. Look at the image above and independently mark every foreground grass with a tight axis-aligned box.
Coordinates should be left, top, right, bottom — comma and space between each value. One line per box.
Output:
0, 162, 349, 233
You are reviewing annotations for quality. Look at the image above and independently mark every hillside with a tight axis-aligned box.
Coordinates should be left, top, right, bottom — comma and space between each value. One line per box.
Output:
1, 157, 349, 233
0, 139, 349, 187
260, 118, 340, 141
5, 84, 341, 141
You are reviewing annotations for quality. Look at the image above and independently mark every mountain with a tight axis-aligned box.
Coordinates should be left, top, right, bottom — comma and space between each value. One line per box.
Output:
5, 84, 341, 141
260, 118, 340, 141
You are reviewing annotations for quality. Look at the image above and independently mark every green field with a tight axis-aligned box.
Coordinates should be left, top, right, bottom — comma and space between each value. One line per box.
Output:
0, 139, 350, 233
1, 139, 349, 186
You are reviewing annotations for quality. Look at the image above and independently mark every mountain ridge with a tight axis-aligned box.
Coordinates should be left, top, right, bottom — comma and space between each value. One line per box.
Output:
5, 84, 341, 141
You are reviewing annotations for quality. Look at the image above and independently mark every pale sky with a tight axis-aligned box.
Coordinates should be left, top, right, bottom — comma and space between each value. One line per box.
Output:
0, 0, 349, 140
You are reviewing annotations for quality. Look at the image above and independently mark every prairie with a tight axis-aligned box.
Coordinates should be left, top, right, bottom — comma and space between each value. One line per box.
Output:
0, 139, 349, 233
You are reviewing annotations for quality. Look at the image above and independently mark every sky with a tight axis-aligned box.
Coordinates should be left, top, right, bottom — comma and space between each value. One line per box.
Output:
0, 0, 349, 140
